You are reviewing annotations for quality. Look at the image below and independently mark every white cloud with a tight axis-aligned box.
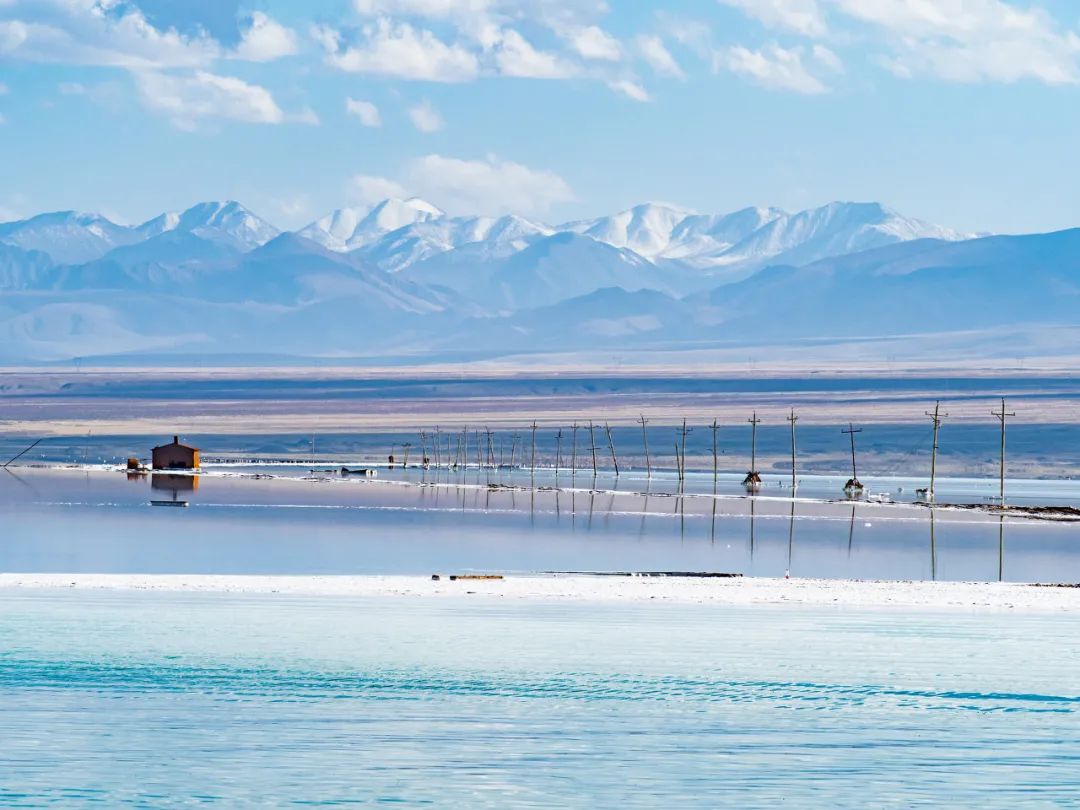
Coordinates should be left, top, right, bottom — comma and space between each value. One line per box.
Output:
134, 70, 287, 129
0, 112, 6, 125
0, 2, 219, 69
718, 0, 827, 37
811, 43, 843, 73
350, 174, 409, 205
232, 12, 299, 62
488, 27, 577, 78
721, 43, 828, 93
636, 35, 685, 79
314, 18, 480, 81
408, 99, 444, 132
353, 0, 496, 16
607, 79, 651, 101
351, 153, 574, 216
346, 97, 382, 126
833, 0, 1080, 85
58, 81, 85, 94
565, 25, 621, 61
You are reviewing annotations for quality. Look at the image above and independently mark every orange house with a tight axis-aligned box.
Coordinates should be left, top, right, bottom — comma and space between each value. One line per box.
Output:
152, 436, 200, 470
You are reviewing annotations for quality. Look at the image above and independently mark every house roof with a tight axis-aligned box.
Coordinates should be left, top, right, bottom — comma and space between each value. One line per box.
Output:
152, 439, 199, 452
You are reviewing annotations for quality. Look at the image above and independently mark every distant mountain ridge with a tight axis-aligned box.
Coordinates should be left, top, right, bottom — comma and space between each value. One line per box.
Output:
4, 196, 1053, 365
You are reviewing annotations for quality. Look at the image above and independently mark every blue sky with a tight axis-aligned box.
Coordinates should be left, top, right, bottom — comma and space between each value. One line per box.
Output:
1, 0, 1079, 234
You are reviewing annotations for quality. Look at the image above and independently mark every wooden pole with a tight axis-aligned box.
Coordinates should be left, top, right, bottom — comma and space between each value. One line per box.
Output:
992, 398, 1015, 503
571, 423, 578, 475
711, 419, 719, 486
842, 423, 863, 482
679, 419, 690, 481
787, 408, 798, 491
639, 414, 651, 478
748, 411, 761, 475
531, 421, 538, 473
604, 422, 619, 477
3, 438, 41, 468
925, 401, 948, 500
588, 421, 598, 476
402, 443, 411, 468
555, 429, 563, 474
434, 427, 441, 469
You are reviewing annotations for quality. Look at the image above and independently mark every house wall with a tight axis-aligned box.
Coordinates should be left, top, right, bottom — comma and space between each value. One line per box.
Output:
152, 446, 200, 470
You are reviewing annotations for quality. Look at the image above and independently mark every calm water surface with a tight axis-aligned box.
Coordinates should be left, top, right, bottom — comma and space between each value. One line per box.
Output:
3, 467, 1080, 582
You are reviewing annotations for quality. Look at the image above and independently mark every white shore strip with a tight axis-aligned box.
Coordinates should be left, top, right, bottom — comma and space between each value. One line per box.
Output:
1, 573, 1079, 612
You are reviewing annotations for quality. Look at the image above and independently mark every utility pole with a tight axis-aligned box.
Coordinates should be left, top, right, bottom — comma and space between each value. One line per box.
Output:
402, 442, 411, 468
639, 414, 651, 478
925, 401, 948, 501
842, 423, 863, 493
434, 427, 441, 469
711, 419, 719, 487
531, 421, 538, 473
675, 419, 692, 481
419, 431, 429, 468
588, 421, 598, 477
604, 422, 619, 477
554, 429, 563, 474
743, 412, 762, 489
462, 427, 468, 470
571, 422, 578, 475
787, 408, 798, 491
992, 398, 1015, 503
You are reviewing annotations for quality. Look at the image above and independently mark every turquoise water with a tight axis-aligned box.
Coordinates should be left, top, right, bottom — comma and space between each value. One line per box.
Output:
2, 590, 1079, 807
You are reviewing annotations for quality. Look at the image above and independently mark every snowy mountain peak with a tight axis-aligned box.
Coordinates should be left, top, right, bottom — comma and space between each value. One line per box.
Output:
136, 201, 279, 252
0, 210, 138, 264
299, 197, 445, 252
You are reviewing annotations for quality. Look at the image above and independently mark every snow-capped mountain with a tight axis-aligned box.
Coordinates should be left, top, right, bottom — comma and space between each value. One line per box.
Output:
358, 214, 553, 273
714, 201, 974, 270
136, 201, 279, 252
0, 201, 278, 265
0, 211, 142, 264
562, 202, 697, 258
0, 195, 1002, 362
298, 198, 444, 251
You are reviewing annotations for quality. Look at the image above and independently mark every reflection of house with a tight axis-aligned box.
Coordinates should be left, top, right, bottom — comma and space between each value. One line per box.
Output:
152, 436, 200, 470
151, 473, 200, 493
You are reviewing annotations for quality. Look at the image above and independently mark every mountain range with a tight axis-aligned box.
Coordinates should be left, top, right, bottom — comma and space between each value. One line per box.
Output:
0, 197, 1072, 365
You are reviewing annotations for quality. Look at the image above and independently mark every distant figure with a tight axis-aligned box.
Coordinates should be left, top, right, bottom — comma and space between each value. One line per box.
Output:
388, 454, 395, 469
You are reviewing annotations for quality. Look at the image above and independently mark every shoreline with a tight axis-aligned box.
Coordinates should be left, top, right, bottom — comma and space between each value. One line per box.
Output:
2, 573, 1079, 612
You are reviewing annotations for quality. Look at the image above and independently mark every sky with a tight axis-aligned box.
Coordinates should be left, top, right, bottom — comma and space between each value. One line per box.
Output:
1, 0, 1079, 234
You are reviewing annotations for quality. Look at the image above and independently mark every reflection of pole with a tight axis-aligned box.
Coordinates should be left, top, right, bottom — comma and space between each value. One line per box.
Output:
749, 497, 756, 560
787, 408, 798, 491
992, 398, 1015, 503
787, 499, 795, 576
848, 504, 856, 557
639, 414, 651, 478
930, 507, 937, 581
998, 514, 1005, 583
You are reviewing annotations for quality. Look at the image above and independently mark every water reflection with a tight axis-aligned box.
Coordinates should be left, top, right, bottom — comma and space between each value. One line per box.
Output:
150, 473, 199, 506
0, 467, 1076, 583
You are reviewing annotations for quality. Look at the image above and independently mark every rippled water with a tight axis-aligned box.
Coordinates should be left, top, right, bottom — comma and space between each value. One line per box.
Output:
2, 590, 1079, 806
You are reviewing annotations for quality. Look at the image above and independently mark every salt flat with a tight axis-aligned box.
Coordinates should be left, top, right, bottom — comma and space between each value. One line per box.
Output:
3, 573, 1078, 612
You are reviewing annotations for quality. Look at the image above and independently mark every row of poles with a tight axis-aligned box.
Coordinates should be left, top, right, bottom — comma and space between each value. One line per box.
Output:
387, 397, 1019, 502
